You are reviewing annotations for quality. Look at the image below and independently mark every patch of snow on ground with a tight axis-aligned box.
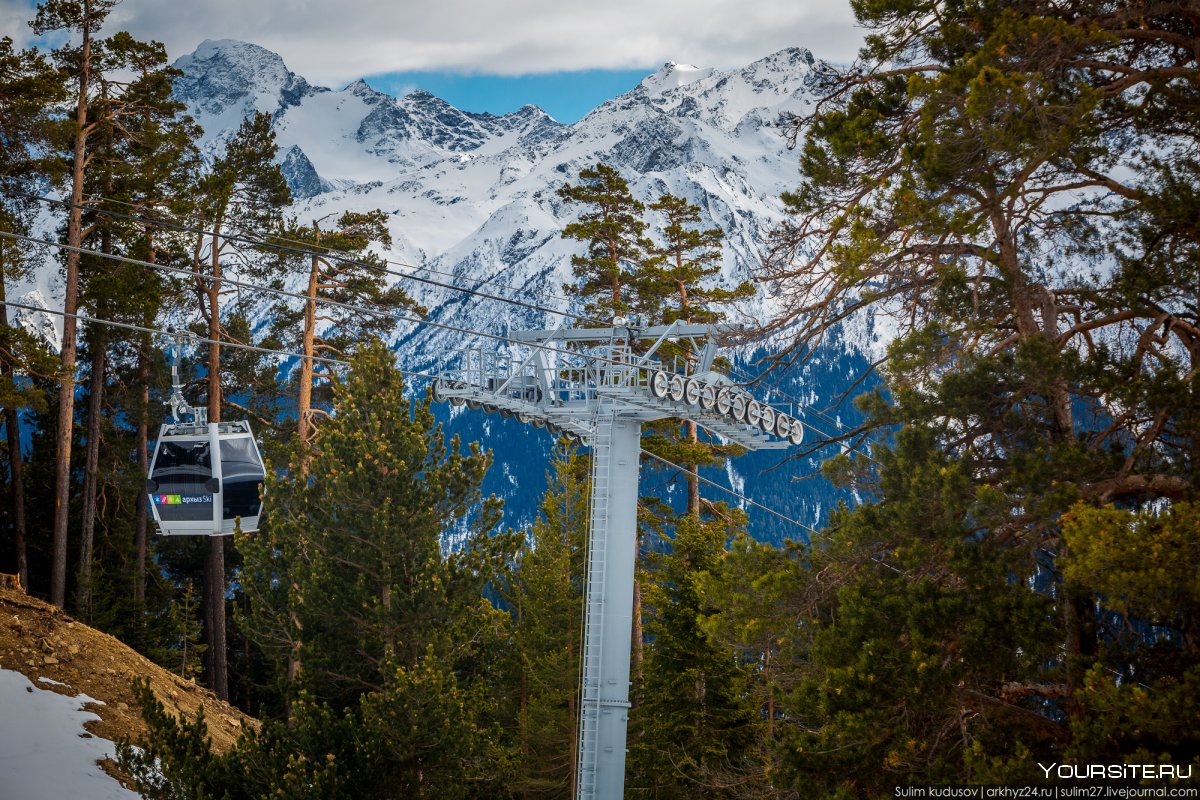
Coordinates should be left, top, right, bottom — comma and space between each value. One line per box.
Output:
0, 667, 138, 799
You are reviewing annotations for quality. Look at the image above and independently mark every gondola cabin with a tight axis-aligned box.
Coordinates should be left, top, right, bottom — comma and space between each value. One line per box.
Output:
147, 420, 265, 535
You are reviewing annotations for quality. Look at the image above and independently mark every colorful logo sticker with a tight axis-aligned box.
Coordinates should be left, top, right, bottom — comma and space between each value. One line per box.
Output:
154, 494, 212, 505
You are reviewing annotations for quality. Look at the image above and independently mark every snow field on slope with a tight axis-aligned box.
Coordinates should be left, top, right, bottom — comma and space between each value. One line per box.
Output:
0, 667, 138, 799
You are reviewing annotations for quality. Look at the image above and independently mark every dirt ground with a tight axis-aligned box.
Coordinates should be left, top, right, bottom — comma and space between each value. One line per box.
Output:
0, 585, 257, 759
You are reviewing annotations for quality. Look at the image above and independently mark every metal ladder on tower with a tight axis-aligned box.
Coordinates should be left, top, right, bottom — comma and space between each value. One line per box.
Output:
576, 411, 614, 800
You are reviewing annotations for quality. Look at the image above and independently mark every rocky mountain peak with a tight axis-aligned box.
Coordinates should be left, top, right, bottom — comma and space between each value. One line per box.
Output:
173, 39, 325, 139
638, 61, 714, 97
344, 78, 389, 103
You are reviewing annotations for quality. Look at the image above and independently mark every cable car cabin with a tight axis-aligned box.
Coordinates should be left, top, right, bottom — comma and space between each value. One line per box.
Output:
147, 421, 265, 536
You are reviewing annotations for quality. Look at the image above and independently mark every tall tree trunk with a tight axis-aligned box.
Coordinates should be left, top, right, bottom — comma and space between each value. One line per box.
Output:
79, 196, 115, 619
76, 340, 106, 618
205, 225, 228, 701
297, 244, 319, 459
51, 3, 94, 608
681, 294, 701, 518
631, 570, 643, 706
283, 229, 322, 697
133, 344, 148, 617
133, 229, 157, 620
206, 537, 227, 699
0, 270, 29, 590
134, 229, 159, 620
686, 419, 700, 517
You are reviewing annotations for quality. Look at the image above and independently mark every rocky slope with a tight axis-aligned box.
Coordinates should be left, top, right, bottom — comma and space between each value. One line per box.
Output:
0, 586, 256, 753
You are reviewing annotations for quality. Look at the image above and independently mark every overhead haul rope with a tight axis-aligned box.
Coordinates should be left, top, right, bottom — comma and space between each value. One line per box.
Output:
1, 296, 818, 535
6, 196, 881, 453
0, 229, 668, 376
19, 192, 873, 437
638, 446, 819, 536
4, 228, 864, 455
29, 190, 881, 444
0, 297, 350, 368
16, 192, 593, 326
82, 191, 594, 316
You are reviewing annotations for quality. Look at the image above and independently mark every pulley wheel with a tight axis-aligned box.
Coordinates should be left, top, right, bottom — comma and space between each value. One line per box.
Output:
759, 405, 776, 433
684, 379, 702, 406
746, 400, 763, 427
650, 370, 670, 399
774, 413, 791, 438
668, 374, 686, 402
716, 388, 733, 415
788, 418, 805, 445
729, 393, 747, 421
699, 382, 717, 410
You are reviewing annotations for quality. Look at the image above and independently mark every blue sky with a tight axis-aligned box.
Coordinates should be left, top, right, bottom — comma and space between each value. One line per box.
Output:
2, 0, 861, 122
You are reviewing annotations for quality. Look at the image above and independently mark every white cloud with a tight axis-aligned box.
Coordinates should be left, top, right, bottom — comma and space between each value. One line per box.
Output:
2, 2, 37, 48
3, 0, 862, 84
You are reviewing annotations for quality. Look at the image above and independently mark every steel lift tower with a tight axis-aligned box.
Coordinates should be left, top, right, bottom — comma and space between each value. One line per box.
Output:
432, 321, 801, 800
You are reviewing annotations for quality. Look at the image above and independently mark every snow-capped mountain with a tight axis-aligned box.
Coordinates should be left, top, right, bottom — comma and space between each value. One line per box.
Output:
162, 39, 862, 540
172, 40, 834, 349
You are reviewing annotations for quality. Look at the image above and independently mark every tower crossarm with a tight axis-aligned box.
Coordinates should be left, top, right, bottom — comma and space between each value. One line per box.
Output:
432, 325, 804, 452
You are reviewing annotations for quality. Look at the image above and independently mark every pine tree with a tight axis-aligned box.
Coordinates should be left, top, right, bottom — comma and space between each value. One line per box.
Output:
697, 533, 802, 750
556, 173, 759, 740
628, 510, 765, 799
0, 37, 65, 590
240, 338, 506, 709
151, 578, 207, 681
753, 0, 1200, 781
192, 110, 291, 428
88, 31, 200, 622
557, 163, 650, 319
73, 34, 197, 619
185, 110, 290, 701
501, 445, 590, 798
641, 193, 753, 327
31, 0, 125, 609
760, 0, 1200, 502
270, 210, 421, 467
704, 431, 1061, 793
638, 192, 752, 517
156, 339, 522, 797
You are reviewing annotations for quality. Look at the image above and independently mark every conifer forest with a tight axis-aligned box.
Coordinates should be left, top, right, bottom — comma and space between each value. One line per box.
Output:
1, 0, 1198, 797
